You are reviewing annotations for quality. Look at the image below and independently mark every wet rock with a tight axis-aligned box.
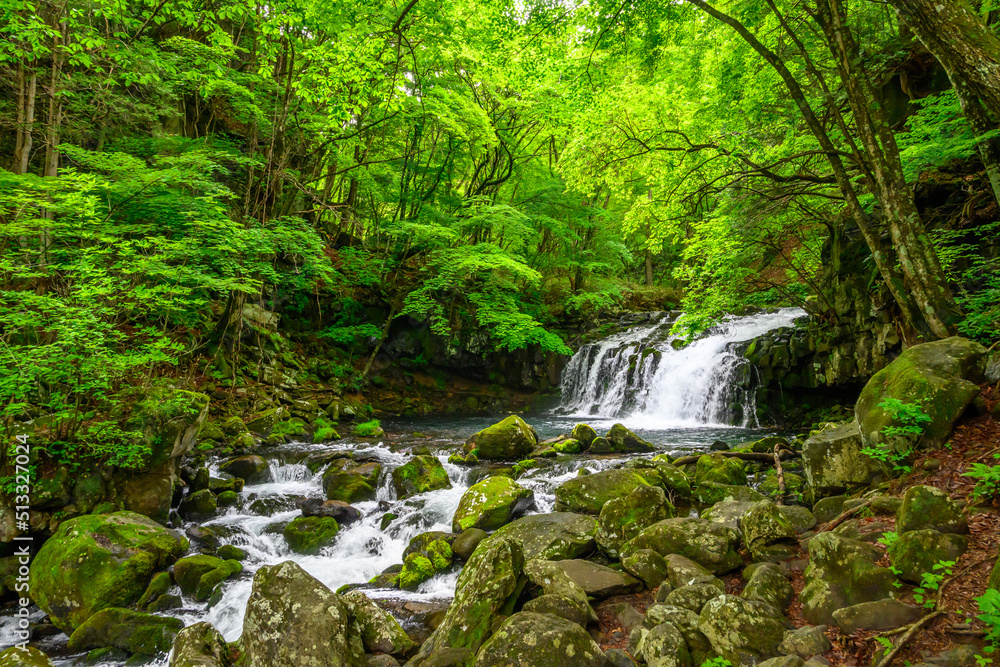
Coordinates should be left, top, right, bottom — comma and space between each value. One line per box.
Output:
299, 498, 361, 525
283, 516, 340, 555
219, 455, 271, 484
174, 555, 225, 596
67, 607, 183, 656
831, 598, 923, 634
621, 517, 741, 574
897, 485, 968, 534
216, 544, 247, 561
392, 455, 452, 499
208, 477, 244, 493
553, 559, 643, 598
451, 476, 533, 533
451, 528, 488, 560
179, 489, 218, 521
241, 560, 365, 666
475, 612, 611, 666
593, 423, 655, 454
0, 647, 56, 666
399, 537, 453, 590
695, 452, 747, 486
29, 511, 187, 634
742, 563, 794, 611
779, 626, 831, 659
342, 590, 416, 656
596, 485, 674, 558
644, 604, 711, 658
570, 423, 598, 450
169, 621, 227, 667
323, 459, 382, 503
148, 594, 182, 612
888, 529, 967, 582
622, 548, 668, 589
554, 469, 654, 514
800, 532, 895, 625
490, 512, 597, 560
464, 415, 537, 460
741, 500, 798, 562
698, 595, 789, 665
802, 422, 880, 498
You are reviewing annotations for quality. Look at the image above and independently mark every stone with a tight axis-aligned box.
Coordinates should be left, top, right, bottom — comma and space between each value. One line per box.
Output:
696, 482, 766, 505
323, 459, 382, 503
67, 607, 183, 655
410, 536, 524, 661
29, 511, 188, 634
554, 438, 581, 454
663, 554, 722, 592
283, 516, 340, 555
779, 626, 831, 659
490, 512, 597, 560
194, 559, 242, 602
571, 423, 598, 450
219, 455, 272, 484
169, 622, 227, 667
553, 559, 643, 598
831, 599, 923, 634
698, 595, 789, 665
399, 538, 452, 590
476, 612, 610, 666
664, 582, 724, 613
216, 544, 247, 561
245, 407, 288, 435
760, 470, 807, 504
341, 590, 416, 656
855, 336, 987, 449
137, 570, 171, 610
622, 549, 668, 589
174, 555, 225, 597
811, 496, 848, 524
742, 563, 794, 611
594, 423, 656, 454
451, 476, 534, 533
299, 498, 362, 525
701, 501, 756, 534
759, 658, 805, 667
695, 453, 747, 486
392, 455, 452, 499
621, 518, 741, 574
148, 594, 182, 612
554, 469, 653, 514
639, 621, 690, 667
240, 560, 365, 666
800, 532, 895, 625
802, 422, 880, 498
597, 484, 674, 557
614, 603, 645, 630
888, 529, 968, 582
0, 647, 56, 666
179, 489, 217, 521
367, 657, 400, 667
604, 648, 639, 667
452, 528, 488, 560
897, 485, 968, 534
464, 415, 538, 460
778, 505, 818, 533
523, 559, 597, 627
741, 501, 799, 562
522, 593, 592, 627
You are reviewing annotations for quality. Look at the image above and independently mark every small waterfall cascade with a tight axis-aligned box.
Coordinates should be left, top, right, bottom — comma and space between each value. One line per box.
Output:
558, 308, 806, 428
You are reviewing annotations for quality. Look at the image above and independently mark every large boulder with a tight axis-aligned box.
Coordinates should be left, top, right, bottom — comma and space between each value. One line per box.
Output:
896, 485, 968, 534
283, 516, 340, 555
637, 621, 690, 667
0, 648, 55, 666
475, 612, 610, 667
698, 595, 788, 665
590, 424, 655, 454
67, 607, 183, 656
29, 512, 188, 634
800, 532, 895, 625
740, 501, 798, 563
323, 459, 382, 503
392, 455, 452, 499
855, 336, 987, 449
554, 469, 653, 514
451, 476, 534, 533
240, 560, 365, 666
742, 563, 794, 611
553, 559, 643, 598
832, 599, 924, 634
490, 512, 597, 560
169, 622, 227, 667
219, 455, 271, 484
341, 590, 415, 656
597, 485, 674, 558
621, 518, 742, 574
174, 555, 225, 597
523, 559, 598, 627
888, 529, 968, 583
695, 453, 747, 487
802, 421, 881, 498
410, 536, 524, 661
570, 423, 598, 450
464, 415, 537, 460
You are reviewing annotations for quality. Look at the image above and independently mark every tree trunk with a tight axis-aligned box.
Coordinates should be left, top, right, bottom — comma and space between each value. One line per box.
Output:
12, 63, 37, 175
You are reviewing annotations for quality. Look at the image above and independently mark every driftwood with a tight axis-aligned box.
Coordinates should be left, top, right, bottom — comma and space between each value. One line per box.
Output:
672, 449, 798, 467
815, 499, 873, 533
773, 446, 786, 505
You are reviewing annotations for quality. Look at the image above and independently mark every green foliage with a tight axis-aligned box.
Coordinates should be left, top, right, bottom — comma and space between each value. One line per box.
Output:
700, 658, 733, 667
963, 454, 1000, 501
878, 398, 932, 440
975, 588, 1000, 661
862, 399, 931, 475
912, 560, 954, 609
352, 420, 382, 438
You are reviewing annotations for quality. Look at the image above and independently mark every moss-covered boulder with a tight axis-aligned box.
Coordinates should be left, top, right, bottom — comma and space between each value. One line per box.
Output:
553, 559, 643, 598
740, 501, 798, 563
664, 554, 719, 590
855, 336, 987, 449
695, 453, 747, 486
596, 485, 674, 558
179, 489, 218, 521
464, 415, 537, 460
523, 559, 598, 627
490, 512, 597, 560
570, 423, 598, 450
322, 459, 382, 503
137, 570, 171, 611
391, 455, 452, 499
553, 438, 581, 454
590, 424, 655, 454
0, 647, 55, 666
29, 512, 188, 634
475, 612, 609, 667
622, 547, 669, 591
410, 536, 524, 661
621, 518, 741, 575
802, 421, 881, 498
759, 470, 806, 503
888, 529, 968, 583
245, 406, 288, 435
695, 481, 765, 505
196, 559, 242, 602
240, 560, 365, 666
169, 622, 227, 667
649, 460, 692, 499
174, 555, 225, 597
896, 485, 968, 534
341, 590, 416, 656
554, 469, 652, 514
219, 455, 271, 484
637, 620, 690, 667
698, 595, 788, 665
67, 607, 184, 656
452, 476, 534, 533
741, 563, 794, 610
800, 532, 895, 625
398, 537, 453, 591
283, 516, 340, 555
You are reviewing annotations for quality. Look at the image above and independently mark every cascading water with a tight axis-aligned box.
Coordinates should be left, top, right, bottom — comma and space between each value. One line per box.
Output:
558, 308, 806, 428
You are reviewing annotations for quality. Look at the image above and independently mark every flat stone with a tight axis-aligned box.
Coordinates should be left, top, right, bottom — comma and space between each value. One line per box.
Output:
554, 559, 643, 598
779, 625, 831, 659
831, 599, 923, 634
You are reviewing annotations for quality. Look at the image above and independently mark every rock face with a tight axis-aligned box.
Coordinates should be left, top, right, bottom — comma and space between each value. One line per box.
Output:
621, 518, 742, 574
855, 336, 987, 448
391, 455, 452, 499
490, 513, 597, 560
451, 476, 534, 533
29, 511, 188, 634
240, 560, 365, 666
411, 536, 524, 661
596, 485, 674, 558
554, 469, 652, 514
802, 421, 881, 498
464, 415, 537, 460
896, 485, 968, 534
169, 622, 227, 667
475, 612, 610, 667
698, 595, 788, 665
67, 607, 184, 656
800, 532, 895, 625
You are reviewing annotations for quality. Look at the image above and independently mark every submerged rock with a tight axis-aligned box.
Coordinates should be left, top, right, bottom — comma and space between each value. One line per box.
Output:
475, 612, 610, 667
67, 607, 183, 656
451, 476, 534, 533
464, 415, 537, 460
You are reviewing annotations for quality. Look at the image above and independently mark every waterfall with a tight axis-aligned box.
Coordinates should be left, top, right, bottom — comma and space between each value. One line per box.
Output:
558, 308, 806, 428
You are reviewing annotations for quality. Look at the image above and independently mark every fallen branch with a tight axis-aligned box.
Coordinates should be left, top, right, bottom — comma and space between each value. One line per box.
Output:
774, 446, 786, 505
816, 499, 872, 533
672, 449, 798, 466
874, 610, 943, 667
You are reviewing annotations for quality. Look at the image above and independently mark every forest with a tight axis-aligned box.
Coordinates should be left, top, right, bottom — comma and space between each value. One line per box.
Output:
3, 0, 1000, 665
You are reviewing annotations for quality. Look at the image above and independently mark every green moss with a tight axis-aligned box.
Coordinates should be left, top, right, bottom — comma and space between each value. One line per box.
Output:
195, 559, 243, 601
136, 571, 171, 611
553, 439, 580, 454
282, 516, 340, 555
399, 553, 436, 591
313, 425, 341, 442
353, 419, 383, 438
391, 455, 452, 499
271, 417, 307, 439
174, 555, 225, 596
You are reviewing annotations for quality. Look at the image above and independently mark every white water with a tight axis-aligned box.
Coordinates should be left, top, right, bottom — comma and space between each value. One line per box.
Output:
559, 308, 806, 429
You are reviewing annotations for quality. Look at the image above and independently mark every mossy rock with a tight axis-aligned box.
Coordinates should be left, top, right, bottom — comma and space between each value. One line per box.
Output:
219, 455, 271, 484
341, 590, 416, 656
136, 570, 171, 611
245, 406, 288, 435
570, 423, 598, 450
590, 423, 655, 454
28, 512, 188, 634
217, 544, 247, 561
169, 622, 227, 667
888, 529, 968, 582
695, 453, 747, 486
174, 554, 223, 596
897, 485, 968, 534
597, 485, 674, 558
553, 438, 581, 454
283, 516, 340, 555
195, 559, 242, 601
0, 647, 56, 666
179, 489, 218, 521
740, 501, 798, 563
801, 421, 881, 498
696, 481, 765, 505
759, 470, 806, 502
391, 455, 452, 499
800, 532, 895, 625
270, 417, 307, 440
216, 490, 240, 507
452, 476, 534, 533
698, 595, 788, 664
490, 512, 597, 560
208, 477, 244, 493
463, 415, 538, 460
322, 459, 382, 503
313, 425, 342, 442
66, 607, 184, 656
742, 562, 794, 610
476, 611, 607, 666
554, 468, 653, 514
398, 552, 438, 591
621, 517, 741, 575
